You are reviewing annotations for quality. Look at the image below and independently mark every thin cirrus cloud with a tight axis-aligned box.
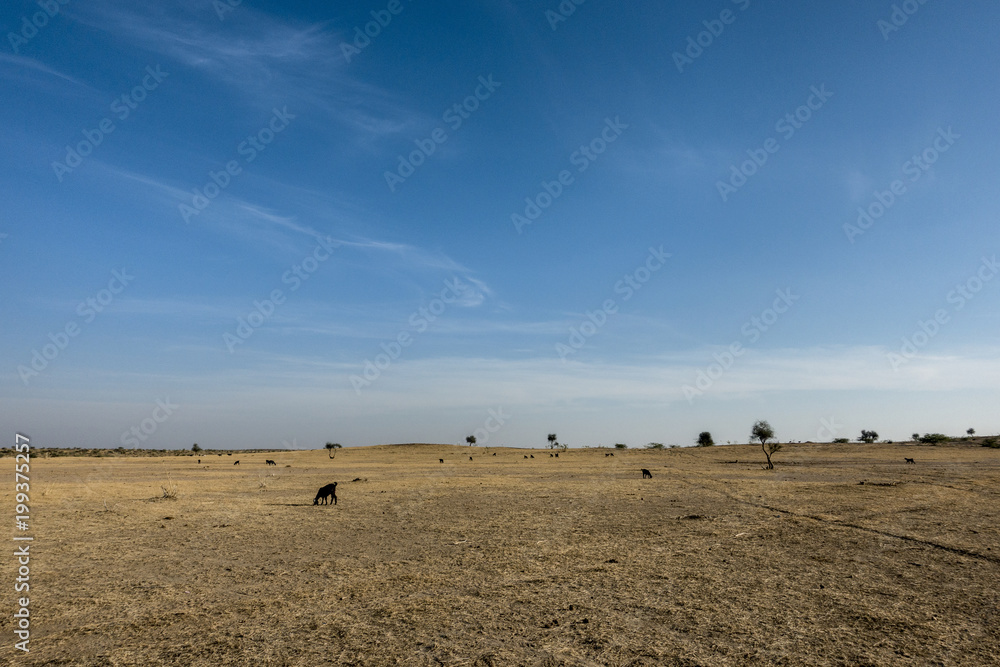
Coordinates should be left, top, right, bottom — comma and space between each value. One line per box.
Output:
64, 2, 425, 143
94, 169, 486, 300
336, 346, 1000, 408
0, 53, 92, 90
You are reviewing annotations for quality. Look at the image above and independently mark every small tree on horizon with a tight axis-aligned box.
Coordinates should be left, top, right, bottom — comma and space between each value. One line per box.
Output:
696, 431, 714, 447
191, 443, 201, 453
614, 443, 627, 449
325, 442, 342, 459
858, 430, 879, 444
751, 420, 780, 470
547, 433, 558, 449
967, 428, 976, 436
466, 435, 477, 446
912, 433, 920, 442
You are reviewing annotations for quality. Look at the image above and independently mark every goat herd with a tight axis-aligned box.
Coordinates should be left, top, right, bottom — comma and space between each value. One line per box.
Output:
208, 450, 657, 508
208, 451, 920, 507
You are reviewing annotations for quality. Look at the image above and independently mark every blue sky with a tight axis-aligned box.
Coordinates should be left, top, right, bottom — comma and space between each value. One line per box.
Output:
2, 0, 999, 450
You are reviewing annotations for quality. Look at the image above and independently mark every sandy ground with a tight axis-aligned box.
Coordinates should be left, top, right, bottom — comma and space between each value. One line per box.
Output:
2, 442, 999, 666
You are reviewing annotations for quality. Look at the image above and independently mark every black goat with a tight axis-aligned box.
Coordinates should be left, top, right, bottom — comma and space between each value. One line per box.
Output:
314, 482, 338, 505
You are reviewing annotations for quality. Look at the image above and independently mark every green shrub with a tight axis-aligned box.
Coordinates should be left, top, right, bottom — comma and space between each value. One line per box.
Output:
982, 437, 999, 449
832, 438, 849, 444
918, 433, 949, 445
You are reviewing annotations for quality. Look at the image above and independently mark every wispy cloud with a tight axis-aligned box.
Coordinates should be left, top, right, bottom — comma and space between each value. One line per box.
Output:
338, 345, 1000, 408
66, 3, 423, 142
0, 53, 92, 89
235, 203, 327, 240
123, 344, 1000, 409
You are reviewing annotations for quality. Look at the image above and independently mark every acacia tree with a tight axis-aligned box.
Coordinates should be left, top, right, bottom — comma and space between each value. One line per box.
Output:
696, 431, 714, 447
858, 430, 879, 444
547, 433, 558, 449
191, 443, 201, 453
325, 442, 342, 459
967, 428, 976, 436
466, 435, 476, 446
751, 420, 780, 469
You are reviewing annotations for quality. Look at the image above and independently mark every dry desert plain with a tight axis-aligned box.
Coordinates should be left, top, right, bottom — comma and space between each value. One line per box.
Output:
3, 442, 1000, 666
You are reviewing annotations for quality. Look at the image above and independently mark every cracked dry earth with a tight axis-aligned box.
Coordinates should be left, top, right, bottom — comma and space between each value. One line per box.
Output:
2, 442, 999, 665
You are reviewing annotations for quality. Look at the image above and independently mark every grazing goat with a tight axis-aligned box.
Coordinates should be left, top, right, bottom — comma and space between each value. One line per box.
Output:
265, 459, 276, 466
313, 482, 338, 505
524, 455, 528, 459
641, 468, 652, 479
234, 460, 240, 466
469, 456, 473, 461
492, 453, 496, 456
905, 457, 915, 464
550, 454, 553, 458
439, 459, 444, 463
555, 453, 559, 458
197, 459, 200, 464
